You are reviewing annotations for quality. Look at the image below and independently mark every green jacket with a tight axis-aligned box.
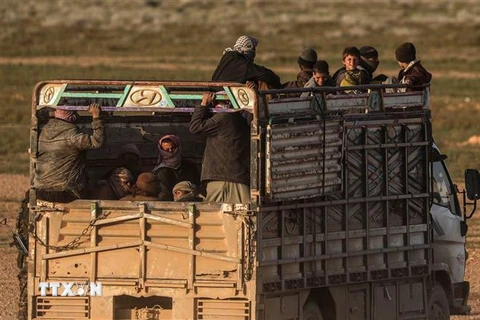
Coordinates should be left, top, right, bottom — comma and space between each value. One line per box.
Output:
34, 118, 104, 197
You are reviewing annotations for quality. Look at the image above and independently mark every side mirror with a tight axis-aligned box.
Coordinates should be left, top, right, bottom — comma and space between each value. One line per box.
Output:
465, 169, 480, 200
431, 148, 447, 162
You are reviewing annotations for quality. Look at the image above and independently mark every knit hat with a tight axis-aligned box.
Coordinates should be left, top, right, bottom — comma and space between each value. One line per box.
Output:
395, 43, 416, 63
297, 48, 318, 69
359, 46, 378, 59
135, 173, 161, 196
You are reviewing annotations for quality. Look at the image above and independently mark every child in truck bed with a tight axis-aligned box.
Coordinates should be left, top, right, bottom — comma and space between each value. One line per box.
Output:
395, 42, 432, 92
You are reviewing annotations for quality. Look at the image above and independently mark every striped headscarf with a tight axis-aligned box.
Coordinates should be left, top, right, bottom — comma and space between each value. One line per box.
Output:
224, 35, 258, 62
54, 109, 77, 123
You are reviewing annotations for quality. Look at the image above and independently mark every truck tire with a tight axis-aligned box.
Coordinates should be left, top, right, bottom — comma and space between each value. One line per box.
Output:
428, 283, 450, 320
303, 299, 323, 320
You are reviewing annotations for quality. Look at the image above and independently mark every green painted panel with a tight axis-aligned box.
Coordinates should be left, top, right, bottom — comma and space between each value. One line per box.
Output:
61, 92, 124, 98
116, 85, 132, 107
158, 86, 175, 108
51, 83, 67, 106
223, 87, 240, 109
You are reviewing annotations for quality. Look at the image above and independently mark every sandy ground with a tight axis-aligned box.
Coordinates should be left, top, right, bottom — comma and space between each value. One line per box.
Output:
1, 174, 479, 319
0, 174, 28, 320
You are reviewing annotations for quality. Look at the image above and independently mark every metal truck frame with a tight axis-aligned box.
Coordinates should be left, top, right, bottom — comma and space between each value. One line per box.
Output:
23, 80, 479, 320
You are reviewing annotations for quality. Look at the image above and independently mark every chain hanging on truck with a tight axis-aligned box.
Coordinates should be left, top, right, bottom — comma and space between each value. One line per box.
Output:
28, 207, 110, 251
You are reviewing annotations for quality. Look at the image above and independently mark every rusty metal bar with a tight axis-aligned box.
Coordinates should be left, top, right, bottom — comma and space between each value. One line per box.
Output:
144, 213, 193, 228
188, 204, 195, 290
93, 213, 142, 226
145, 241, 240, 263
40, 216, 48, 282
90, 202, 98, 283
139, 203, 146, 291
42, 240, 143, 259
237, 223, 243, 291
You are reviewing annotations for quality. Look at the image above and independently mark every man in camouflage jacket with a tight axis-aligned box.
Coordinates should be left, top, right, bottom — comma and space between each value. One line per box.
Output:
34, 103, 104, 202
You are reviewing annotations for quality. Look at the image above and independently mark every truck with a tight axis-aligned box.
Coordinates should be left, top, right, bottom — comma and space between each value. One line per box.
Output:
21, 80, 480, 319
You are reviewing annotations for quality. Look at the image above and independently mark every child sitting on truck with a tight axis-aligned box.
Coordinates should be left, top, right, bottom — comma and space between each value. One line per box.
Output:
333, 46, 368, 94
282, 48, 318, 95
300, 60, 335, 97
395, 42, 432, 92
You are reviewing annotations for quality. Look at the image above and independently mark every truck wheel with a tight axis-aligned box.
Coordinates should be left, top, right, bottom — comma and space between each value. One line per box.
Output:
428, 283, 450, 320
303, 299, 323, 320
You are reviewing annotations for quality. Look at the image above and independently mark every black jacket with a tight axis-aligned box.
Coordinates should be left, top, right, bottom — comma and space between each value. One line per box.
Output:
212, 51, 282, 88
190, 106, 250, 186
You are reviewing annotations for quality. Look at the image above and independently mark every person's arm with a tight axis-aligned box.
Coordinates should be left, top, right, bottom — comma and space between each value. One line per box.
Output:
300, 76, 316, 98
247, 63, 282, 89
189, 93, 220, 135
70, 103, 104, 149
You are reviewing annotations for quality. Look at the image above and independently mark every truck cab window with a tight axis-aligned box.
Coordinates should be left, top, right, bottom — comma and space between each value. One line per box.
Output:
432, 161, 460, 216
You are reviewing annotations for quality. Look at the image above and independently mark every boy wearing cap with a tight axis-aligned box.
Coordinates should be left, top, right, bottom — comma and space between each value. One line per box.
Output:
283, 48, 318, 92
301, 60, 335, 98
395, 42, 432, 92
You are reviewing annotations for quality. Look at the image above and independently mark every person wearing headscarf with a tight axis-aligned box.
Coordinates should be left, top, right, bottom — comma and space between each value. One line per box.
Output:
91, 167, 134, 200
358, 46, 388, 84
152, 134, 200, 201
172, 181, 204, 202
120, 172, 161, 201
34, 103, 104, 203
211, 35, 282, 89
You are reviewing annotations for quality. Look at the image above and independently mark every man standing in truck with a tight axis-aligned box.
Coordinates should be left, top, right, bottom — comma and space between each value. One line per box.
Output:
189, 92, 250, 203
34, 103, 104, 203
212, 35, 282, 89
